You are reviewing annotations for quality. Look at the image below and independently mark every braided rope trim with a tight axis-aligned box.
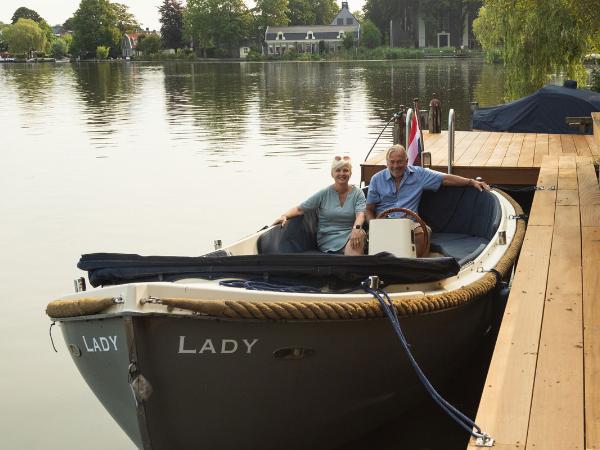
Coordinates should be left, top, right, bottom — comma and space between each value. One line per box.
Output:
46, 190, 525, 321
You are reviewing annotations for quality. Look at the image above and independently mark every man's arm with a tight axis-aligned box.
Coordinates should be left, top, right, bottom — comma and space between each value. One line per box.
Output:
442, 173, 490, 191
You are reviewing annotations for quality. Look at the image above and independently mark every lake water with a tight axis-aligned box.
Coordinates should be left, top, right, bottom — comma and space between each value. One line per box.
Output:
0, 59, 505, 449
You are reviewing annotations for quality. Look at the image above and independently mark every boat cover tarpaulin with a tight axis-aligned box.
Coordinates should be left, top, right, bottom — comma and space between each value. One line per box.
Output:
78, 252, 461, 288
473, 85, 600, 134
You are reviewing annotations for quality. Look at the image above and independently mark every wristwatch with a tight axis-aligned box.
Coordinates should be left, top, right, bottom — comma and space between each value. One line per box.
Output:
354, 225, 362, 229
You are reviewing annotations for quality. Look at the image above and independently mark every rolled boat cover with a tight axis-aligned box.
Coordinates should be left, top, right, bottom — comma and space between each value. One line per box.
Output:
78, 252, 461, 288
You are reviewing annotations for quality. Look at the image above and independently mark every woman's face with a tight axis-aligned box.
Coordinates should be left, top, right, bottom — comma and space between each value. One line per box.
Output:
331, 165, 351, 183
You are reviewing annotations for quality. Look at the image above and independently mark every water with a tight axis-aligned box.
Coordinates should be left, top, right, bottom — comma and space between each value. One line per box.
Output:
0, 60, 505, 450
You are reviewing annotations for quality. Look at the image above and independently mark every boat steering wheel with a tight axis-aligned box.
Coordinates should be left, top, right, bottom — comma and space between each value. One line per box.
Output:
376, 207, 429, 257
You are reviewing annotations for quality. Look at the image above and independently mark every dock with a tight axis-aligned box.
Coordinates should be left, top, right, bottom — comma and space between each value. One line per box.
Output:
464, 114, 600, 449
361, 113, 600, 449
362, 128, 599, 185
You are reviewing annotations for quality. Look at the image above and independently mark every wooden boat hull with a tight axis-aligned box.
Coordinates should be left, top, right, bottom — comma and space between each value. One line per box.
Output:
59, 289, 496, 450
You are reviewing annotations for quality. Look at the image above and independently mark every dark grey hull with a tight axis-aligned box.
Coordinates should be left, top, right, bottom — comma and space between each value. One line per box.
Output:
60, 292, 495, 450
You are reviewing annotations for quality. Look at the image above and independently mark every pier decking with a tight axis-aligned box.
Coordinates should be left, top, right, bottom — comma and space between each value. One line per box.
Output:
362, 129, 599, 185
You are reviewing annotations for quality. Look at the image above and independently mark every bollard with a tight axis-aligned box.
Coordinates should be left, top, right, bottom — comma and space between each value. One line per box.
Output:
429, 93, 442, 133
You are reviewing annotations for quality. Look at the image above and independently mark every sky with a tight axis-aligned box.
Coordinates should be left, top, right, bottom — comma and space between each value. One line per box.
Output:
1, 0, 366, 32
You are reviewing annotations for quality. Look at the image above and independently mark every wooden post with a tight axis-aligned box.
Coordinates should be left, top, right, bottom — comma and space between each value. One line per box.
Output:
428, 93, 442, 133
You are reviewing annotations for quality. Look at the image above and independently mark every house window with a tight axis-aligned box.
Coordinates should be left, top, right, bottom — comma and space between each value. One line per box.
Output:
337, 31, 345, 39
337, 18, 343, 25
306, 31, 314, 40
276, 32, 285, 40
346, 18, 353, 25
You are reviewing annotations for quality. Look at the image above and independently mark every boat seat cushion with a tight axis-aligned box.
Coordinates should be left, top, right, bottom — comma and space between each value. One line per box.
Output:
257, 211, 319, 254
430, 233, 489, 265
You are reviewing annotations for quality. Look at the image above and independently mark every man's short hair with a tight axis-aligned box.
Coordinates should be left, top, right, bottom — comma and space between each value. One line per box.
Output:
386, 144, 407, 161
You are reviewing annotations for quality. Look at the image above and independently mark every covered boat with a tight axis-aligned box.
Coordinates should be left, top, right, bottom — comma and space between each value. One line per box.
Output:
47, 185, 525, 450
473, 84, 600, 134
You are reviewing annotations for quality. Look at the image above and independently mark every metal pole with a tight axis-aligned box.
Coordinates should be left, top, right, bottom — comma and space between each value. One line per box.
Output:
448, 108, 455, 174
406, 108, 414, 151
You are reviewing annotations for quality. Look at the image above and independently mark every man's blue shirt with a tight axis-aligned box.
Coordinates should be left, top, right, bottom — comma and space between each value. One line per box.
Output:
366, 166, 444, 216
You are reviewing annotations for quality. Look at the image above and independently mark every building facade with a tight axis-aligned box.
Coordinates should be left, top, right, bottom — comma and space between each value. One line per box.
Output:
264, 1, 360, 55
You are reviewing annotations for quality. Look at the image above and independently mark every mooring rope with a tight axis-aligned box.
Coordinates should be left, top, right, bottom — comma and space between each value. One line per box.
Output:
361, 276, 493, 444
363, 114, 397, 162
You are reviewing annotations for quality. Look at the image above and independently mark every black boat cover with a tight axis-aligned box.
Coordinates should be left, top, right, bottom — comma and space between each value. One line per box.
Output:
78, 252, 461, 288
473, 85, 600, 134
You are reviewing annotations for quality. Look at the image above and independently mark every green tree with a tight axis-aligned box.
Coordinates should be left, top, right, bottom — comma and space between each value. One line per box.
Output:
50, 37, 68, 58
137, 33, 162, 54
3, 18, 47, 54
11, 6, 53, 50
474, 0, 597, 98
255, 0, 289, 27
71, 0, 120, 58
314, 0, 338, 24
96, 44, 109, 58
288, 0, 337, 25
0, 22, 9, 52
63, 17, 75, 31
111, 3, 139, 33
360, 19, 381, 48
159, 0, 184, 49
342, 32, 355, 50
185, 0, 252, 56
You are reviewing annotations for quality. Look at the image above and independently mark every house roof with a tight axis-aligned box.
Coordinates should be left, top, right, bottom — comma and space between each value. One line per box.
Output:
265, 25, 359, 41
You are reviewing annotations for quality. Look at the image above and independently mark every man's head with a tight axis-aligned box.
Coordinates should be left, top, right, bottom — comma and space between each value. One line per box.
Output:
385, 145, 408, 180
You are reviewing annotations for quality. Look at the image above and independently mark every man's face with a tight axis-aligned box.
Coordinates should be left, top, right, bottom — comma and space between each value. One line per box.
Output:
387, 150, 407, 179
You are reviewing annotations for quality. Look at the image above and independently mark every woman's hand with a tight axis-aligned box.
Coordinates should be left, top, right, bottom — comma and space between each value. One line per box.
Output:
273, 214, 288, 227
349, 227, 366, 249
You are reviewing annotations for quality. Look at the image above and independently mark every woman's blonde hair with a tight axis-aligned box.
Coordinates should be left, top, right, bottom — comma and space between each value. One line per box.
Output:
331, 155, 352, 171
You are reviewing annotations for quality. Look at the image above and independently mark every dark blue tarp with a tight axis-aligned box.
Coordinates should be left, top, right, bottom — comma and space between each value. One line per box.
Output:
473, 85, 600, 134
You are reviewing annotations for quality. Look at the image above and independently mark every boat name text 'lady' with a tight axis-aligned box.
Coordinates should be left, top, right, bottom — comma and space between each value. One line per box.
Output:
178, 336, 259, 354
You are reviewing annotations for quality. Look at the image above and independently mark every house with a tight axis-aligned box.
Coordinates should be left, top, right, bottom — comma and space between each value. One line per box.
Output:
121, 33, 139, 58
390, 2, 482, 48
263, 1, 360, 55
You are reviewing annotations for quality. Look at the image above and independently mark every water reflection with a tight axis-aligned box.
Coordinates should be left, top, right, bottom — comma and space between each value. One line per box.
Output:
71, 62, 141, 144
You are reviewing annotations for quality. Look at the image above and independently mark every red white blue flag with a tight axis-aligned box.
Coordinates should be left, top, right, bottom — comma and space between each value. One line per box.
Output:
407, 112, 421, 166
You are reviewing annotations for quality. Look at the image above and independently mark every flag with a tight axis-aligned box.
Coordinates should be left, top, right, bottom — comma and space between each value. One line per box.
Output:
407, 112, 421, 166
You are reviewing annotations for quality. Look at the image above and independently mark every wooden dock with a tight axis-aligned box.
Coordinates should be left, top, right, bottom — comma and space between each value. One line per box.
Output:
465, 114, 600, 450
362, 128, 599, 185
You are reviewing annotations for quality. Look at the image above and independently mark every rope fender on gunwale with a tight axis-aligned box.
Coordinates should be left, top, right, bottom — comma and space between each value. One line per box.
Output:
46, 190, 525, 321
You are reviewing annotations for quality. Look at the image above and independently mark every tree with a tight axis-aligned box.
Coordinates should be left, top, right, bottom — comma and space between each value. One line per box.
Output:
360, 19, 381, 48
11, 6, 53, 49
342, 32, 354, 50
137, 33, 162, 54
254, 0, 289, 28
63, 17, 75, 31
159, 0, 184, 49
288, 0, 337, 25
50, 38, 69, 58
0, 22, 9, 52
96, 44, 109, 58
185, 0, 252, 56
111, 3, 139, 33
71, 0, 121, 58
3, 18, 47, 54
474, 0, 597, 98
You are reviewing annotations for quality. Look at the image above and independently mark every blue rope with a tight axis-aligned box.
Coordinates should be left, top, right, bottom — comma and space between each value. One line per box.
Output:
361, 281, 487, 440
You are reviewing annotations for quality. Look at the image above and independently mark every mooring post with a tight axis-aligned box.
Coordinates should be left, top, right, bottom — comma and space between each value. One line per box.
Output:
448, 108, 455, 174
429, 93, 442, 133
469, 101, 479, 131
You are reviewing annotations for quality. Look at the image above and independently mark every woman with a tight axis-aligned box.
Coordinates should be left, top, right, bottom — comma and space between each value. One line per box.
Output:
273, 156, 367, 255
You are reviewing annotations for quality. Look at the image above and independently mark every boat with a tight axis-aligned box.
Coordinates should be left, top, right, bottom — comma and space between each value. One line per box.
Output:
46, 184, 525, 450
473, 83, 600, 134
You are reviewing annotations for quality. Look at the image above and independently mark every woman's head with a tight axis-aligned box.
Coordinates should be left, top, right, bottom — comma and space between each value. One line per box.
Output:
331, 155, 352, 184
331, 155, 352, 172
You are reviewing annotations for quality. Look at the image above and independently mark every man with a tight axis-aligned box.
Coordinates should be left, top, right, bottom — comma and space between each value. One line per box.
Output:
365, 145, 490, 255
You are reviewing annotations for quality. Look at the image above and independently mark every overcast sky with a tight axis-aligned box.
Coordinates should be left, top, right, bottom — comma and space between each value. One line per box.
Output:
1, 0, 366, 31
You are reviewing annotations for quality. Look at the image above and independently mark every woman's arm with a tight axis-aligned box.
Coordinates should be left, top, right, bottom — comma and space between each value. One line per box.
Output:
273, 206, 304, 226
349, 211, 367, 249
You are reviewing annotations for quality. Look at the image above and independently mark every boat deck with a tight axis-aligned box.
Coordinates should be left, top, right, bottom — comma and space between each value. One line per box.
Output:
362, 128, 599, 185
464, 114, 600, 449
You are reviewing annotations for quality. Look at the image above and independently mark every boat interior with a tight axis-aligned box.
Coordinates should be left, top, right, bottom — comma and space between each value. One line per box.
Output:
78, 186, 504, 289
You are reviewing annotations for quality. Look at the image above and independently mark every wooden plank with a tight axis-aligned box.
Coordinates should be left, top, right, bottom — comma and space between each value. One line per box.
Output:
593, 112, 600, 151
456, 131, 490, 165
436, 131, 471, 166
560, 134, 577, 153
517, 133, 537, 167
472, 132, 503, 166
528, 156, 558, 226
548, 134, 562, 156
577, 156, 600, 227
558, 154, 578, 190
533, 134, 549, 166
583, 227, 600, 450
573, 134, 592, 156
467, 225, 553, 449
502, 133, 525, 166
525, 204, 583, 450
485, 132, 513, 167
585, 134, 599, 158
